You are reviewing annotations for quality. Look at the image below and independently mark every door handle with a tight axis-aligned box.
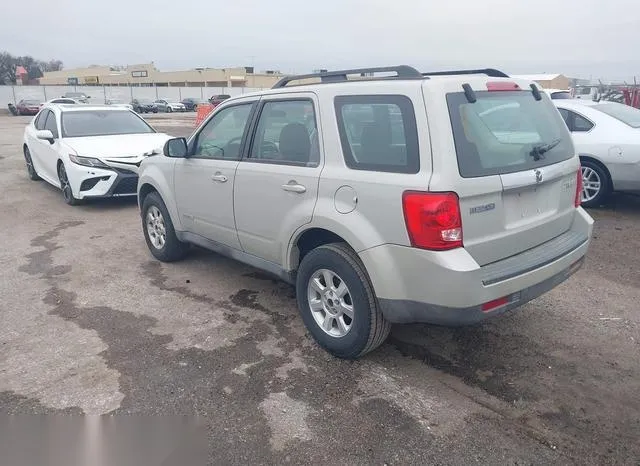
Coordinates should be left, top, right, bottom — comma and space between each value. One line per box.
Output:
282, 182, 306, 194
211, 173, 228, 183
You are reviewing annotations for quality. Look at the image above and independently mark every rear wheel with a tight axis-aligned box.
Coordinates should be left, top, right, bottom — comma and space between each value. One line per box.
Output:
142, 192, 188, 262
296, 243, 391, 359
57, 162, 81, 206
23, 146, 41, 181
580, 160, 610, 208
166, 107, 172, 113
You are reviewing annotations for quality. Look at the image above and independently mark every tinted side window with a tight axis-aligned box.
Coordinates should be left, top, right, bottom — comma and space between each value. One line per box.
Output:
44, 111, 59, 138
573, 112, 594, 132
192, 103, 253, 160
249, 100, 318, 166
34, 110, 48, 130
334, 95, 419, 174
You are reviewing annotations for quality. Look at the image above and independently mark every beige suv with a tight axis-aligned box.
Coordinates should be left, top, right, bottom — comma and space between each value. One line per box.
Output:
138, 66, 593, 359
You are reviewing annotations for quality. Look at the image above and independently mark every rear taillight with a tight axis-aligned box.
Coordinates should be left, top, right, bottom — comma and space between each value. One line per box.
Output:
575, 167, 583, 207
402, 192, 463, 250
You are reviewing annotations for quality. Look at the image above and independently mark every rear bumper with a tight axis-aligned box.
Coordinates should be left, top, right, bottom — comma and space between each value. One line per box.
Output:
359, 208, 593, 325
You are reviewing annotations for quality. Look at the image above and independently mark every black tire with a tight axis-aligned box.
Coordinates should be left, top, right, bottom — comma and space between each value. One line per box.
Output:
296, 243, 391, 359
141, 192, 188, 262
580, 159, 610, 208
57, 162, 81, 206
166, 107, 172, 113
152, 108, 158, 114
24, 146, 41, 181
192, 104, 197, 112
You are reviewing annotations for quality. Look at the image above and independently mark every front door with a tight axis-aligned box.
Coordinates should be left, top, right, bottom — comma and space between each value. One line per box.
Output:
173, 101, 256, 249
234, 94, 323, 265
29, 109, 62, 184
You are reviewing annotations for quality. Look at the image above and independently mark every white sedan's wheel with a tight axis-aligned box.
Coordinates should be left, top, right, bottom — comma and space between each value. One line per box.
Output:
580, 160, 610, 208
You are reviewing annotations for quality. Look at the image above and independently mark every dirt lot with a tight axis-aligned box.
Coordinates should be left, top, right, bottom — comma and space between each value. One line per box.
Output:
1, 113, 639, 465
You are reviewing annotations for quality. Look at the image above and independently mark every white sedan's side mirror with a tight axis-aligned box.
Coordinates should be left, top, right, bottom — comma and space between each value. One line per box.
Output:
35, 129, 55, 143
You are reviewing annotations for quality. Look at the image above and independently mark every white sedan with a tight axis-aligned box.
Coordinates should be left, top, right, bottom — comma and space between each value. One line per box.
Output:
554, 100, 640, 207
23, 105, 172, 205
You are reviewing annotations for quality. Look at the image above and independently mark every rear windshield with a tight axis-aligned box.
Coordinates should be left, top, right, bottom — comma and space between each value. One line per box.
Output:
447, 91, 573, 177
61, 110, 155, 137
596, 103, 640, 128
550, 91, 573, 100
23, 100, 41, 105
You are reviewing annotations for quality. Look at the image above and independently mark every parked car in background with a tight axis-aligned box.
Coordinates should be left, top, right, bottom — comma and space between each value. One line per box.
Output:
554, 100, 640, 207
16, 99, 43, 115
62, 92, 90, 103
209, 94, 230, 107
40, 98, 82, 110
181, 97, 208, 111
131, 99, 158, 114
154, 99, 186, 113
544, 89, 573, 100
22, 105, 171, 205
105, 99, 134, 111
138, 66, 592, 359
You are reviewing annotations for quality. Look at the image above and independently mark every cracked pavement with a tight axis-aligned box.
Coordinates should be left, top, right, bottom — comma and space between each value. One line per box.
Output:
1, 114, 639, 465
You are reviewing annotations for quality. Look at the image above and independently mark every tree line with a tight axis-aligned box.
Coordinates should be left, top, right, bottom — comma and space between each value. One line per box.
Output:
0, 51, 63, 84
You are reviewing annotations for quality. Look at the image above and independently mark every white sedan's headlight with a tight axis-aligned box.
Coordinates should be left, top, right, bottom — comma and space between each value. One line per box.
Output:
69, 154, 110, 168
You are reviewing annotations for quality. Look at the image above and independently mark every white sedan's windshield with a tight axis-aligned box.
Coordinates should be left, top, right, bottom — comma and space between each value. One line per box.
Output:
61, 110, 155, 137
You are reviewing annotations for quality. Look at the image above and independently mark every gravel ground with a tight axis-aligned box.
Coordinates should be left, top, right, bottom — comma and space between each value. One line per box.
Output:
1, 113, 639, 465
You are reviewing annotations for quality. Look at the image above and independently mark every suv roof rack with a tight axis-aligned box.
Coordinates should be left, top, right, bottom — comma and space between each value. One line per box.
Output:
422, 68, 509, 78
272, 65, 422, 88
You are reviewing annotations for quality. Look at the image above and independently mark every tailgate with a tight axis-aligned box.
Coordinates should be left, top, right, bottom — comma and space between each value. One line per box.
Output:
432, 81, 580, 266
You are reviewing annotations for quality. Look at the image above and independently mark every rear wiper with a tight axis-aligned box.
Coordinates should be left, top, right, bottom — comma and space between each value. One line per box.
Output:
529, 138, 561, 161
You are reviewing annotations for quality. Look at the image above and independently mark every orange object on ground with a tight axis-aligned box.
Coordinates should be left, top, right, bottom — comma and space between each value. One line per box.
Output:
195, 104, 214, 126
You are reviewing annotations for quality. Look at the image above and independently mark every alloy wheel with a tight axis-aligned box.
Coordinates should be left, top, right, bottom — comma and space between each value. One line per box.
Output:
307, 269, 354, 338
146, 206, 167, 250
581, 166, 601, 203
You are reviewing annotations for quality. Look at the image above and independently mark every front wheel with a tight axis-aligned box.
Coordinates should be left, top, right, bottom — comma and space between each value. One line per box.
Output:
296, 243, 391, 359
142, 192, 188, 262
166, 107, 172, 113
580, 160, 610, 208
57, 162, 81, 206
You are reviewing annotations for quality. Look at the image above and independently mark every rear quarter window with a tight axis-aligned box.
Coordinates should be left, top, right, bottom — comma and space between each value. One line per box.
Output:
334, 95, 420, 174
447, 91, 574, 177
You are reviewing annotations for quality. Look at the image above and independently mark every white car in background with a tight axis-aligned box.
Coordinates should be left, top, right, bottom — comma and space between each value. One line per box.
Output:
23, 105, 172, 205
554, 100, 640, 206
153, 99, 187, 113
105, 99, 134, 111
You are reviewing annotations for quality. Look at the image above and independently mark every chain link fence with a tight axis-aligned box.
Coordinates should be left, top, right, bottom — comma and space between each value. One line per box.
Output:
1, 84, 265, 111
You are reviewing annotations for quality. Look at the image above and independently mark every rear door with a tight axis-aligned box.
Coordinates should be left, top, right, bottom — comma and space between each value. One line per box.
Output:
429, 82, 579, 266
233, 93, 322, 265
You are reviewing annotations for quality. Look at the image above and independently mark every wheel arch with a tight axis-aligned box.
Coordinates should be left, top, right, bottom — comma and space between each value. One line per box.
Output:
286, 226, 359, 273
137, 173, 184, 232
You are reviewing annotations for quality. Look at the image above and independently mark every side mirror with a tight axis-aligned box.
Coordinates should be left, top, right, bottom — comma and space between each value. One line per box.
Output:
35, 129, 55, 144
164, 137, 188, 158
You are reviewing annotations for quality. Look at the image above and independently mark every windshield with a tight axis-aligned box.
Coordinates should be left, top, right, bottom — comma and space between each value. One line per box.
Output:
447, 91, 573, 177
596, 103, 640, 128
23, 100, 41, 105
61, 110, 155, 137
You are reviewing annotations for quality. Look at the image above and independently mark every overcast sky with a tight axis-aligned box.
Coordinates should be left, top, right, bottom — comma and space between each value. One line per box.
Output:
3, 0, 639, 81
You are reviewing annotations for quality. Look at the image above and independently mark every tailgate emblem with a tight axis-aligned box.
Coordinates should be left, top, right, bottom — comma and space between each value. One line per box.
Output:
470, 203, 495, 214
535, 169, 543, 183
